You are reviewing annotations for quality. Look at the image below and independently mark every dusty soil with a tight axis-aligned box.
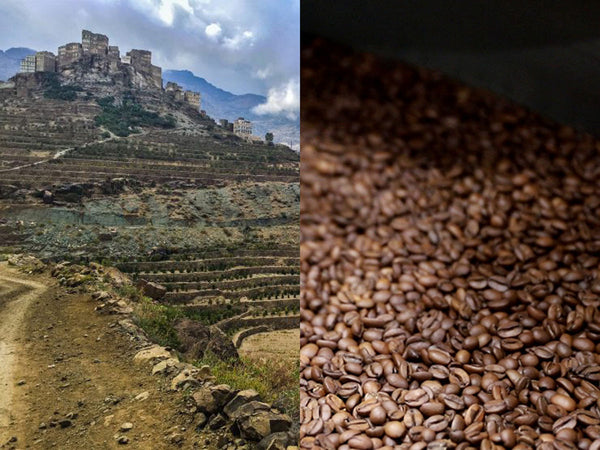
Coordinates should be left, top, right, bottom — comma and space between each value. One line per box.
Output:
238, 330, 299, 363
0, 263, 213, 449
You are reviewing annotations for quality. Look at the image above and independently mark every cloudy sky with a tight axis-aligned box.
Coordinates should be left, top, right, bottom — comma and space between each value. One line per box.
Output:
0, 0, 299, 118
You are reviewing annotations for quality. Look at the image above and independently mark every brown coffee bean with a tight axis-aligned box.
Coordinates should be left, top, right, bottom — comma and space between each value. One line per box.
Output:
348, 434, 373, 449
383, 421, 406, 439
424, 415, 449, 432
428, 347, 452, 365
441, 393, 465, 410
484, 399, 507, 414
420, 401, 445, 416
405, 388, 429, 407
551, 393, 576, 412
369, 406, 387, 425
300, 40, 600, 447
573, 337, 595, 352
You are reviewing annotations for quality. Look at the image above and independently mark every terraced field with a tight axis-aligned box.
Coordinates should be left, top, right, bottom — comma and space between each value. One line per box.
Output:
119, 245, 300, 344
0, 85, 300, 351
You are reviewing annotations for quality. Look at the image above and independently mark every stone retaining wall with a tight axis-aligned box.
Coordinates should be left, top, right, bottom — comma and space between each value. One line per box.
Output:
218, 315, 299, 334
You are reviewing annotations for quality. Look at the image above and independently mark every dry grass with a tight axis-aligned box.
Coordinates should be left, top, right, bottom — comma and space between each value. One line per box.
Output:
239, 329, 299, 363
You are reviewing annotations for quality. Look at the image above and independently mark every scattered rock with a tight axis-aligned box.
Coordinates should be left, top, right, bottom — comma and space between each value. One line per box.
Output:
136, 279, 167, 300
167, 432, 184, 446
171, 369, 200, 391
208, 414, 227, 430
227, 401, 270, 421
258, 432, 293, 450
174, 319, 239, 361
224, 390, 261, 418
151, 358, 182, 376
237, 411, 291, 442
42, 190, 54, 204
195, 412, 208, 430
192, 386, 218, 414
16, 379, 26, 386
58, 419, 72, 428
134, 391, 150, 401
133, 345, 171, 365
116, 435, 129, 445
91, 291, 112, 301
120, 422, 133, 432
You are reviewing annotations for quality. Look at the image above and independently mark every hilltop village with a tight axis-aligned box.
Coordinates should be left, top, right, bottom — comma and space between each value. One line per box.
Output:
18, 30, 257, 140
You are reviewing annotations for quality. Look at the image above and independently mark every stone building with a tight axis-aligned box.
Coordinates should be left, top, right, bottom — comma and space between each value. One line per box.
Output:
58, 43, 83, 68
35, 51, 56, 72
127, 49, 152, 68
166, 83, 201, 110
126, 50, 162, 89
82, 29, 109, 55
184, 91, 201, 110
108, 46, 120, 60
150, 65, 162, 89
19, 55, 36, 73
165, 81, 185, 101
219, 119, 234, 132
233, 117, 252, 136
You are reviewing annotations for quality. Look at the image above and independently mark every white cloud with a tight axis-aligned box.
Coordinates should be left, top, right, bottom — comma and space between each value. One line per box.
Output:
131, 0, 193, 26
223, 29, 254, 49
254, 66, 272, 79
252, 78, 299, 119
0, 0, 299, 96
205, 22, 222, 39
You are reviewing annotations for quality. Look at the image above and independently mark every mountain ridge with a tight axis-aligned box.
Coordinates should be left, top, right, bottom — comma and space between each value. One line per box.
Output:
0, 47, 36, 81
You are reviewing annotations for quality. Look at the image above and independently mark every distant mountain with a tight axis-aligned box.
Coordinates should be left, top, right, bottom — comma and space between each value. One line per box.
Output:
163, 70, 299, 149
0, 47, 36, 81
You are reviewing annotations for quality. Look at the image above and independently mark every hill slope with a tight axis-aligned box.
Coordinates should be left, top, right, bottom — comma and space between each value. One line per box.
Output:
164, 70, 299, 148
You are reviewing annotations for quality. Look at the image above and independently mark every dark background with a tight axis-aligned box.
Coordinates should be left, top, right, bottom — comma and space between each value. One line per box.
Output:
302, 1, 600, 135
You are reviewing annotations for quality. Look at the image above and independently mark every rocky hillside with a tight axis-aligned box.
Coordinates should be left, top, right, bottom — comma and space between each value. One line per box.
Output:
164, 70, 300, 148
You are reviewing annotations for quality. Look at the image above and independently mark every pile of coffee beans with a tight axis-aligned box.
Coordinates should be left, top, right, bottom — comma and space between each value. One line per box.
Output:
300, 38, 600, 450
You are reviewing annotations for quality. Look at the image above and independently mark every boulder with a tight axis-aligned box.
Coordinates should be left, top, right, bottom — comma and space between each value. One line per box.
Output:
224, 390, 261, 418
237, 411, 291, 442
192, 384, 233, 414
192, 386, 217, 414
92, 291, 112, 301
133, 345, 171, 365
151, 358, 183, 376
42, 190, 54, 204
170, 369, 200, 391
228, 401, 270, 421
208, 414, 227, 430
258, 432, 294, 450
173, 319, 238, 361
136, 280, 167, 300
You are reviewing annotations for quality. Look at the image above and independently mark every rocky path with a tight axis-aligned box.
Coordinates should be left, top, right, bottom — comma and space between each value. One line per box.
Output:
0, 126, 140, 173
0, 264, 209, 449
0, 269, 47, 442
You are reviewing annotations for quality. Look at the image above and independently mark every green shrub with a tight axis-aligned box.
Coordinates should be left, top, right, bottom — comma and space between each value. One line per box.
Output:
43, 73, 82, 101
133, 298, 183, 348
95, 96, 176, 137
195, 352, 299, 416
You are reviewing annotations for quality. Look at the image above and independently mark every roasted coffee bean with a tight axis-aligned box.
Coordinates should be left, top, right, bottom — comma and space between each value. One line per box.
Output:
424, 415, 449, 432
383, 421, 406, 439
405, 388, 429, 407
550, 393, 576, 412
300, 38, 600, 448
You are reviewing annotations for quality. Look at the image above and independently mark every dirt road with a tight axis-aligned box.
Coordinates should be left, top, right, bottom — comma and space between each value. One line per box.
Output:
0, 270, 47, 442
0, 264, 215, 449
